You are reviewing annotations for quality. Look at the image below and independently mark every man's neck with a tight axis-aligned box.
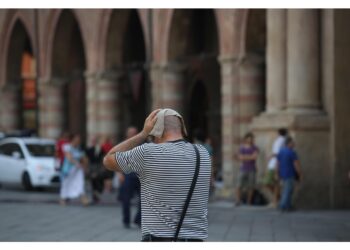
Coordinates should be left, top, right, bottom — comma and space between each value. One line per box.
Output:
161, 133, 183, 143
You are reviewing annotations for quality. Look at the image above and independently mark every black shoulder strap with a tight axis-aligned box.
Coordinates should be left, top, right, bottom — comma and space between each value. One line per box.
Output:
174, 144, 200, 241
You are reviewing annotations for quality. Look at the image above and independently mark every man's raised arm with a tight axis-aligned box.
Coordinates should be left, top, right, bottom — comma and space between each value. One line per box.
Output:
103, 109, 160, 172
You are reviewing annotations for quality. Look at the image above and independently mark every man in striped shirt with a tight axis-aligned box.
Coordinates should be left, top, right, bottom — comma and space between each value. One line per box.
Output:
103, 109, 211, 241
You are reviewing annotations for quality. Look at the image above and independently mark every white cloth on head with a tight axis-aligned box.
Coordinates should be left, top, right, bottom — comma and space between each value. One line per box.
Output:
267, 136, 286, 170
149, 108, 187, 138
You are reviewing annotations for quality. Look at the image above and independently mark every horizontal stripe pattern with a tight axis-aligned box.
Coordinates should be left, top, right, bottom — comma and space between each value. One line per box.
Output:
116, 140, 211, 240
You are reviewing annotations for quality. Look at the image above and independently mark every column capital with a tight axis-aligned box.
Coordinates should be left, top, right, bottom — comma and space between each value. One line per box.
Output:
149, 62, 164, 71
161, 61, 188, 73
218, 55, 244, 65
49, 77, 67, 87
98, 69, 125, 82
84, 71, 99, 80
240, 53, 265, 66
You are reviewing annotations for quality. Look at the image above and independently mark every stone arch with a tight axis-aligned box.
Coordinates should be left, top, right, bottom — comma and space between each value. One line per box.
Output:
238, 9, 267, 133
0, 10, 34, 87
165, 9, 222, 177
0, 12, 38, 132
97, 9, 147, 70
6, 20, 34, 84
51, 10, 86, 78
44, 9, 87, 141
241, 9, 267, 57
94, 9, 147, 140
43, 9, 88, 79
161, 9, 221, 62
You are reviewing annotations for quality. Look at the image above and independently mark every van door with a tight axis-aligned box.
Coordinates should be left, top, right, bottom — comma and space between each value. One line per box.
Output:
0, 143, 26, 184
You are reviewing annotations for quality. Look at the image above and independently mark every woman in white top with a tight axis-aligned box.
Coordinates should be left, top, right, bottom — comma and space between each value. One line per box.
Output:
264, 128, 288, 207
59, 134, 89, 206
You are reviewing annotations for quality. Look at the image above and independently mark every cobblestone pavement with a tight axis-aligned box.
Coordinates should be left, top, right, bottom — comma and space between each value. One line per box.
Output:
0, 186, 350, 242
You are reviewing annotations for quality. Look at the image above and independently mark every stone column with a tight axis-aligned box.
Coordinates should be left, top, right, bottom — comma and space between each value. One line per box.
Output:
85, 72, 99, 144
96, 70, 123, 141
161, 62, 186, 115
0, 84, 21, 132
238, 54, 265, 137
287, 10, 320, 112
219, 56, 241, 198
38, 79, 65, 139
149, 63, 164, 110
266, 9, 287, 113
251, 10, 331, 209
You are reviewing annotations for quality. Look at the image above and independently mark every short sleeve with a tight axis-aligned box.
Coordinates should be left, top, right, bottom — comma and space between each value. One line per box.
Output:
115, 144, 147, 175
272, 138, 284, 154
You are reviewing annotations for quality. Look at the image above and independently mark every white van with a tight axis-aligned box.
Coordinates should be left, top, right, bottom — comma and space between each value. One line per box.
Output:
0, 137, 60, 190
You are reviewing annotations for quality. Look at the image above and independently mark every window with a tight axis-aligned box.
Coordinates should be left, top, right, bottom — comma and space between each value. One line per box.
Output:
26, 144, 55, 157
0, 143, 24, 158
0, 144, 7, 155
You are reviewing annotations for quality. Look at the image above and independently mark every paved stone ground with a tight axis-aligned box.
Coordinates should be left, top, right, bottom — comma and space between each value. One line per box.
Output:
0, 186, 350, 242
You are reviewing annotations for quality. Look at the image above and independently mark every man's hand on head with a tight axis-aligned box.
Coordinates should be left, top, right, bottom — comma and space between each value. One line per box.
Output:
142, 109, 161, 137
103, 109, 160, 172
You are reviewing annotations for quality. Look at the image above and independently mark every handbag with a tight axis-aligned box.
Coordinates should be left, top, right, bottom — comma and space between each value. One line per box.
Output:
61, 158, 74, 177
173, 144, 201, 242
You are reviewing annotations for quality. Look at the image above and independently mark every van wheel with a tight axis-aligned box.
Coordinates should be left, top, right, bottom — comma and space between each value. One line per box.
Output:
22, 172, 33, 191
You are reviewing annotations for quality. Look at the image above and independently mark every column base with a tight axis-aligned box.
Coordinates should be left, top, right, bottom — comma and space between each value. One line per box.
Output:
251, 111, 331, 209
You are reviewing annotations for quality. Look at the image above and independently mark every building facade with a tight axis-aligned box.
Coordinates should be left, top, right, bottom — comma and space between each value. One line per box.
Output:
0, 9, 349, 208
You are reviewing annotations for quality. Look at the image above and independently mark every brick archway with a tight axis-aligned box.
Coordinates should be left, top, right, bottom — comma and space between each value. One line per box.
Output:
94, 9, 148, 139
237, 9, 267, 135
97, 9, 148, 71
0, 10, 34, 87
161, 9, 223, 178
38, 9, 88, 140
43, 9, 89, 79
0, 11, 37, 132
160, 9, 224, 62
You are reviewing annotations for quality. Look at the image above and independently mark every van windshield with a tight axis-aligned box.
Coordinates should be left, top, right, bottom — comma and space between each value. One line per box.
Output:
26, 144, 55, 157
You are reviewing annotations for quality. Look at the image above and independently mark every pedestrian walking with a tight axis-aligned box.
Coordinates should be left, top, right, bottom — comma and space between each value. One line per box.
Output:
59, 134, 89, 206
118, 126, 141, 228
235, 132, 259, 206
86, 136, 104, 203
103, 108, 211, 241
264, 128, 288, 208
276, 136, 302, 211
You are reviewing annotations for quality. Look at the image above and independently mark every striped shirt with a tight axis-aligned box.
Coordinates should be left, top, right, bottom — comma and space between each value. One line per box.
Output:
115, 139, 211, 240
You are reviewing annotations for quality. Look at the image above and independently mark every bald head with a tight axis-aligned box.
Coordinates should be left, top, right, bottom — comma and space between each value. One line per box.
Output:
126, 126, 138, 139
163, 116, 183, 136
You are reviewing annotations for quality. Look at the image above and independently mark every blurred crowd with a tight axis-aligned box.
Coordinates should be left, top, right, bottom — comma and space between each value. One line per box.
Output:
235, 128, 302, 212
52, 124, 347, 216
54, 127, 142, 228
